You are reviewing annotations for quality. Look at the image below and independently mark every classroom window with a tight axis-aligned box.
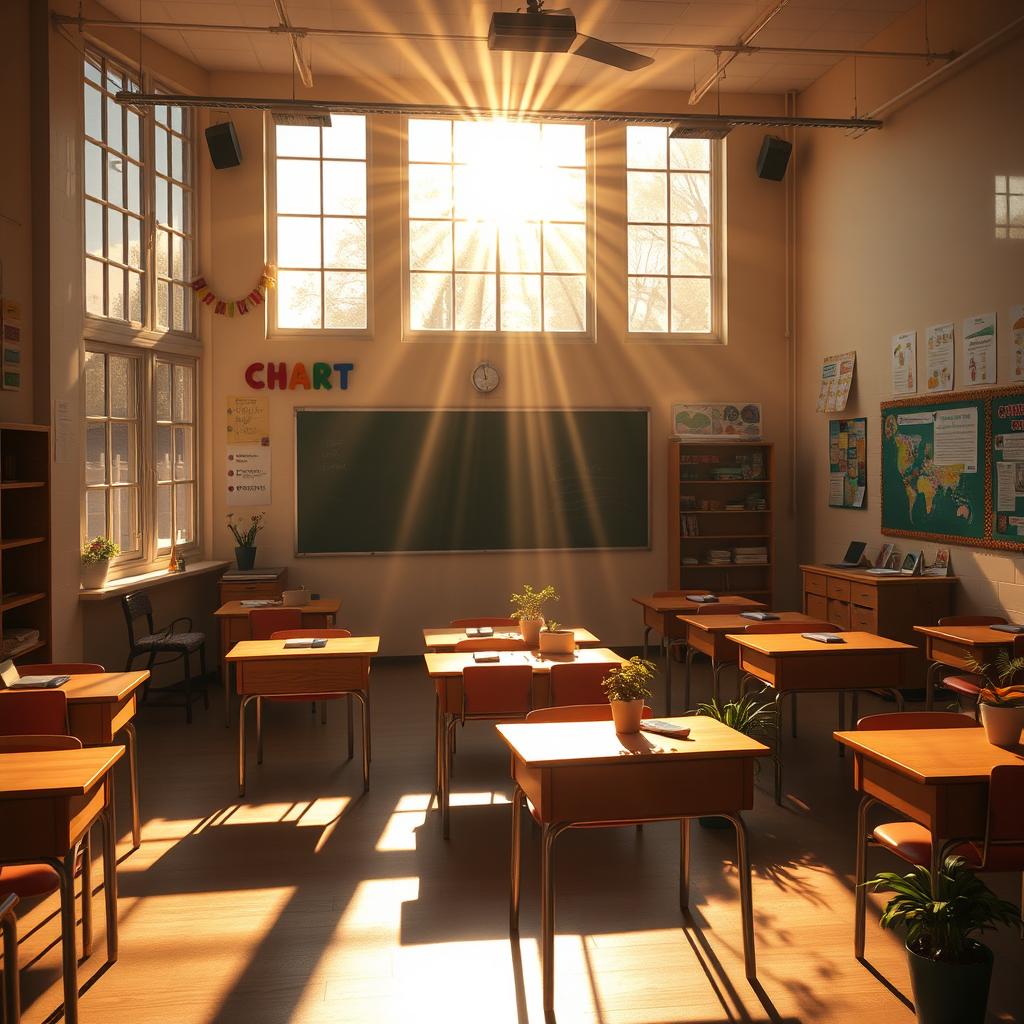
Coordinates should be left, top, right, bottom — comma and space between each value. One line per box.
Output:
154, 102, 195, 332
272, 115, 368, 330
625, 126, 720, 339
154, 358, 196, 551
405, 118, 588, 335
995, 175, 1024, 239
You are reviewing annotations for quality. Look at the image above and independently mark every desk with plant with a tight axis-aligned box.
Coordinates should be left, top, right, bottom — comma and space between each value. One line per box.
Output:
227, 513, 265, 570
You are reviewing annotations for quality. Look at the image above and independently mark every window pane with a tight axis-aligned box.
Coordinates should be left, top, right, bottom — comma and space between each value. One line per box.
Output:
627, 171, 666, 222
544, 275, 586, 332
171, 185, 183, 231
499, 222, 540, 273
454, 274, 495, 331
171, 137, 183, 180
85, 200, 103, 257
107, 209, 123, 264
84, 84, 102, 139
174, 483, 194, 545
85, 258, 104, 315
278, 216, 322, 267
542, 123, 585, 166
670, 172, 710, 224
127, 217, 143, 269
500, 275, 541, 332
155, 361, 171, 421
109, 355, 134, 417
111, 486, 138, 553
323, 162, 365, 216
549, 168, 585, 221
156, 425, 172, 482
627, 126, 667, 169
672, 277, 711, 333
671, 225, 711, 275
107, 265, 124, 319
172, 362, 193, 419
278, 270, 322, 328
107, 155, 124, 207
323, 218, 366, 269
324, 272, 367, 329
629, 224, 668, 275
628, 276, 668, 332
157, 484, 172, 550
126, 111, 141, 160
454, 222, 496, 272
670, 137, 710, 171
128, 271, 143, 322
543, 223, 585, 274
408, 118, 451, 162
84, 58, 101, 85
127, 162, 141, 214
84, 352, 106, 416
410, 273, 452, 330
173, 426, 193, 480
110, 423, 136, 483
86, 423, 106, 484
106, 98, 122, 151
409, 221, 451, 271
172, 285, 185, 331
409, 164, 452, 218
277, 159, 321, 214
155, 127, 168, 175
276, 124, 320, 158
86, 488, 107, 539
322, 115, 365, 159
155, 178, 168, 225
84, 142, 103, 198
172, 234, 184, 279
157, 280, 170, 329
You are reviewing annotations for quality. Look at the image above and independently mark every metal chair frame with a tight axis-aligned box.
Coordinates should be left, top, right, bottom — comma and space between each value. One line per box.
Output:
0, 893, 18, 1024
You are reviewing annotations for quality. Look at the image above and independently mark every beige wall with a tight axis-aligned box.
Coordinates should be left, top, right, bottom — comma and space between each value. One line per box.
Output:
794, 5, 1024, 615
205, 74, 795, 654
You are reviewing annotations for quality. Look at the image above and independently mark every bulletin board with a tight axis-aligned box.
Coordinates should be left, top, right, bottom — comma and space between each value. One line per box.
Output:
828, 417, 866, 508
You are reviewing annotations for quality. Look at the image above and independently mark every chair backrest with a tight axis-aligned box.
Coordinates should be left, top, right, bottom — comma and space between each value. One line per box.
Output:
549, 662, 619, 706
986, 764, 1024, 843
18, 663, 104, 675
461, 664, 534, 719
454, 638, 530, 652
269, 628, 352, 640
743, 621, 838, 634
249, 608, 303, 640
0, 734, 82, 753
0, 690, 70, 736
856, 711, 977, 731
121, 591, 155, 647
938, 615, 1007, 627
527, 703, 654, 724
449, 617, 517, 628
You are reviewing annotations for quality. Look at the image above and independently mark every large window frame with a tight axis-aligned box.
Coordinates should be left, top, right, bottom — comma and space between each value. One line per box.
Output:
625, 126, 725, 344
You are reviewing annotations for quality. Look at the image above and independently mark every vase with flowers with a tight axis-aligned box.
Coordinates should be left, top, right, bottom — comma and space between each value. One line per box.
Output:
968, 648, 1024, 747
227, 512, 265, 570
81, 536, 120, 589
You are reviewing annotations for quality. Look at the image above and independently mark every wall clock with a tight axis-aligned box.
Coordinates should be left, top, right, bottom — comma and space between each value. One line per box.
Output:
472, 361, 501, 394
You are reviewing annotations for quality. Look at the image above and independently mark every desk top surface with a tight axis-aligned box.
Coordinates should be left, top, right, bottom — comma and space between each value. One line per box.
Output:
732, 631, 915, 656
632, 594, 767, 613
422, 626, 599, 648
424, 647, 625, 677
834, 727, 1023, 783
226, 637, 379, 661
912, 624, 1018, 646
497, 716, 770, 768
0, 745, 124, 798
679, 611, 823, 634
215, 598, 342, 617
45, 671, 149, 705
801, 564, 959, 584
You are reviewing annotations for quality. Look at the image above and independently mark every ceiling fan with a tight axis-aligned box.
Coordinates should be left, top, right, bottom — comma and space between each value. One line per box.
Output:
488, 0, 654, 72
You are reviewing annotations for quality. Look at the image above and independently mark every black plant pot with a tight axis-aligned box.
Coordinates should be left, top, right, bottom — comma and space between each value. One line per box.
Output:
906, 939, 992, 1024
234, 545, 257, 570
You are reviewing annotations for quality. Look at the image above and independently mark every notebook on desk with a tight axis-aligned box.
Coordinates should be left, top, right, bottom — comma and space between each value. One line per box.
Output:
0, 658, 69, 689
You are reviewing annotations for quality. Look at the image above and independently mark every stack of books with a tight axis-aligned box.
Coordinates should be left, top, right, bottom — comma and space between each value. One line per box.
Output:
712, 467, 745, 481
724, 501, 746, 511
734, 546, 768, 564
221, 567, 286, 582
745, 493, 768, 511
680, 514, 700, 537
706, 548, 732, 565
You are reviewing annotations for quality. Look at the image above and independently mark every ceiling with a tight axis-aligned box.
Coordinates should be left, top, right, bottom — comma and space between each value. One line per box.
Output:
97, 0, 925, 98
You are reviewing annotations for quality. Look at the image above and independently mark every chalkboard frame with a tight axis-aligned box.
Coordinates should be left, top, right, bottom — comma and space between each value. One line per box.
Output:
293, 406, 651, 556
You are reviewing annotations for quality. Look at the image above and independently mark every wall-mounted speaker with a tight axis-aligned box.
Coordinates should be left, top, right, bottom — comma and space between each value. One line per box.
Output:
205, 122, 242, 169
756, 134, 792, 181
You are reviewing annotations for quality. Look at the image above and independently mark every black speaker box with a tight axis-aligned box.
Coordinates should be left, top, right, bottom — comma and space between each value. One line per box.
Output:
205, 122, 242, 169
756, 135, 791, 181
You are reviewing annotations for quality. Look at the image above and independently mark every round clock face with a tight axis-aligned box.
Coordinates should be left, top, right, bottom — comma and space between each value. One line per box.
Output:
472, 361, 500, 394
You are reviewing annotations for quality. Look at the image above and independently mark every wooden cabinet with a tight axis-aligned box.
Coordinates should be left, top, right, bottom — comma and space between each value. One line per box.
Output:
0, 424, 51, 663
668, 441, 774, 604
218, 569, 288, 604
801, 564, 957, 688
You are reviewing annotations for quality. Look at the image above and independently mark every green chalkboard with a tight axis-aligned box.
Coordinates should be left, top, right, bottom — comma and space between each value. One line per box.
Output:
295, 409, 649, 554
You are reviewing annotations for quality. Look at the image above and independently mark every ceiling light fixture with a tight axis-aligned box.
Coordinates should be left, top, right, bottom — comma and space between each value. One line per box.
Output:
670, 118, 733, 140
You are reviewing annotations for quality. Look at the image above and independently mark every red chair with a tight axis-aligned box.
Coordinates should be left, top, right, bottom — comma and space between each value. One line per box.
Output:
0, 688, 68, 734
248, 609, 323, 721
450, 617, 517, 628
931, 616, 1010, 712
853, 711, 989, 957
548, 662, 619, 706
453, 638, 530, 652
1, 892, 18, 1024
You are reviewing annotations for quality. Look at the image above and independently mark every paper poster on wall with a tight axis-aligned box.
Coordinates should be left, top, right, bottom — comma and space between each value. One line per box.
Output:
891, 331, 917, 395
828, 417, 867, 508
816, 351, 856, 412
991, 394, 1024, 542
1, 301, 23, 392
925, 322, 954, 393
227, 445, 271, 506
961, 313, 997, 387
1011, 305, 1024, 380
226, 395, 269, 445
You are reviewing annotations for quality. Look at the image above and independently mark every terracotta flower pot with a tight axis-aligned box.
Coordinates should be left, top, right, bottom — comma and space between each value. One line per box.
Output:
80, 559, 110, 590
610, 698, 644, 733
539, 630, 575, 656
979, 703, 1024, 747
519, 616, 544, 648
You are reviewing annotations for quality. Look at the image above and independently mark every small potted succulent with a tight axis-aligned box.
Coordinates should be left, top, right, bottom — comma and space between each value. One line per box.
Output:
227, 512, 265, 570
970, 648, 1024, 747
80, 536, 120, 589
601, 656, 656, 733
867, 856, 1021, 1024
538, 619, 575, 657
510, 584, 557, 648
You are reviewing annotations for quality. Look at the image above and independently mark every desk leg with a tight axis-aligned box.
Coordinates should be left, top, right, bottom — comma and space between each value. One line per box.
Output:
353, 689, 370, 792
80, 832, 92, 958
124, 722, 141, 851
684, 646, 694, 711
679, 818, 691, 913
642, 624, 651, 661
837, 694, 845, 758
510, 785, 523, 935
433, 693, 442, 801
724, 812, 756, 981
346, 693, 355, 760
773, 692, 785, 806
664, 642, 672, 715
854, 794, 875, 959
43, 851, 79, 1024
541, 823, 570, 1023
442, 716, 454, 839
256, 697, 264, 765
99, 807, 118, 963
238, 695, 252, 797
712, 661, 729, 705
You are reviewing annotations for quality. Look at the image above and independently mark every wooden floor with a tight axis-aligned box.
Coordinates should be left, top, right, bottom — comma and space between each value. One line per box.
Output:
12, 656, 1024, 1024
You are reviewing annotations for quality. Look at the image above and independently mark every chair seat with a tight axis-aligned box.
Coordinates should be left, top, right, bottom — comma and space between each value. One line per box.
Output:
135, 631, 205, 653
873, 821, 1024, 872
941, 673, 983, 698
0, 863, 58, 899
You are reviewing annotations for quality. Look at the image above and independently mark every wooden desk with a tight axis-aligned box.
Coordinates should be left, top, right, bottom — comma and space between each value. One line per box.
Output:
912, 623, 1015, 710
497, 716, 768, 1019
226, 636, 377, 796
422, 626, 600, 650
214, 598, 341, 725
0, 746, 123, 1024
679, 611, 827, 708
632, 594, 767, 712
63, 671, 149, 852
801, 565, 956, 688
424, 648, 627, 837
732, 631, 915, 804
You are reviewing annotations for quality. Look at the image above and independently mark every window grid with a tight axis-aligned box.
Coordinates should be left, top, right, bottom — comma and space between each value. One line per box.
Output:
626, 126, 716, 337
154, 101, 195, 333
995, 175, 1024, 239
406, 119, 589, 335
273, 115, 369, 331
154, 357, 197, 552
83, 53, 145, 325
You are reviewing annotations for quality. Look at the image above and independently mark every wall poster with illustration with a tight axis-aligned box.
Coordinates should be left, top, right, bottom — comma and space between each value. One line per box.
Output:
828, 417, 867, 508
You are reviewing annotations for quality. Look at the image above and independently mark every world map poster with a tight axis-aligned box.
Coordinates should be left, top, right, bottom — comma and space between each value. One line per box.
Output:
881, 395, 986, 543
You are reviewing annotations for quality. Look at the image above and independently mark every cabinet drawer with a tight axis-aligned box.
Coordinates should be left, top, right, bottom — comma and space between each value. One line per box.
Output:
219, 580, 285, 602
827, 577, 851, 600
851, 584, 877, 608
804, 573, 827, 597
827, 598, 851, 630
850, 604, 877, 632
806, 594, 828, 620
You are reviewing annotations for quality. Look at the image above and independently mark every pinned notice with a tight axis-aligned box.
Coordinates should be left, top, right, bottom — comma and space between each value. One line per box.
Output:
227, 445, 271, 506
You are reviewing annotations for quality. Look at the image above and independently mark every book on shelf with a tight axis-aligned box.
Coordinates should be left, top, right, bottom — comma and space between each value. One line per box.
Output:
706, 548, 732, 564
681, 514, 700, 537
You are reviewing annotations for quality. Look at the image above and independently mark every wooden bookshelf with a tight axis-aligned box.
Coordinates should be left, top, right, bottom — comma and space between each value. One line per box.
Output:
667, 440, 774, 605
0, 423, 51, 663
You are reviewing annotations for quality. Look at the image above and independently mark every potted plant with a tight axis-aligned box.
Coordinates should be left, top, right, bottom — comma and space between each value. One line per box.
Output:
538, 619, 575, 657
601, 656, 656, 733
970, 649, 1024, 747
227, 512, 265, 570
80, 536, 120, 589
867, 855, 1021, 1024
509, 584, 557, 648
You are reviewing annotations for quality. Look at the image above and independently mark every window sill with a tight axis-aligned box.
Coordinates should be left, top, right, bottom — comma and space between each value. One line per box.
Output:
79, 559, 229, 601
